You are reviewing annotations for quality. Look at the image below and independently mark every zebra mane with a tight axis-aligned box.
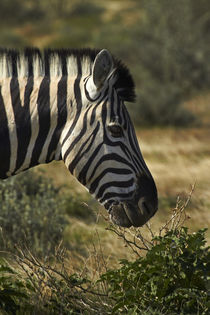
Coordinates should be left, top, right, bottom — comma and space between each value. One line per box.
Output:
0, 48, 135, 102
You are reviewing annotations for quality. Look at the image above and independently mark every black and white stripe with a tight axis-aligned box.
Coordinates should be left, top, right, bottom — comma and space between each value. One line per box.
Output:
0, 48, 158, 227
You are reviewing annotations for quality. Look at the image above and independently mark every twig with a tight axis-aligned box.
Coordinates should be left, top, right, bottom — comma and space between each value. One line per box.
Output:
106, 225, 147, 255
159, 184, 195, 236
145, 221, 155, 239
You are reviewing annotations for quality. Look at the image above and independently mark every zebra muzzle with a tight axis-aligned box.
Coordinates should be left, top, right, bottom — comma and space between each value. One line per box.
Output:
124, 200, 155, 227
109, 203, 133, 228
109, 196, 157, 228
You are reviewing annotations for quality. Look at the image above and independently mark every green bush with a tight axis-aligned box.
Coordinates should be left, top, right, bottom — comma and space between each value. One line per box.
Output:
0, 258, 33, 314
99, 227, 210, 314
0, 171, 68, 257
0, 253, 90, 315
63, 194, 96, 223
0, 227, 208, 314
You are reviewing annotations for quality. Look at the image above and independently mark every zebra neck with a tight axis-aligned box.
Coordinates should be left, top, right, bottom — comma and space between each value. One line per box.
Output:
0, 75, 71, 178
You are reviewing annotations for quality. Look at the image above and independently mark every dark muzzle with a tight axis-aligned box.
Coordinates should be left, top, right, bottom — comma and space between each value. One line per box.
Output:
109, 174, 158, 227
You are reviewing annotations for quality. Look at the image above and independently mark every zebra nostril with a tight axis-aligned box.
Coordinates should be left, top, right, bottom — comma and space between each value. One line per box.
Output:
138, 198, 151, 216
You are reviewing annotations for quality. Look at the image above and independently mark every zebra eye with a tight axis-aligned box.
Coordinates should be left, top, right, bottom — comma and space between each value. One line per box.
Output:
108, 124, 123, 138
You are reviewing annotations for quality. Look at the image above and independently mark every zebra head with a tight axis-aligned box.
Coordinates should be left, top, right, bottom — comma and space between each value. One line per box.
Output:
62, 49, 158, 227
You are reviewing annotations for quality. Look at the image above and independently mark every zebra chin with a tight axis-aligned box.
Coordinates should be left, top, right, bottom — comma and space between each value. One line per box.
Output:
108, 201, 157, 228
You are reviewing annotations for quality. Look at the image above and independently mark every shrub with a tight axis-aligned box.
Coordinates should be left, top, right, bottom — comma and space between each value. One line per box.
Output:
0, 181, 209, 314
0, 171, 68, 257
0, 258, 33, 314
0, 227, 208, 314
99, 227, 210, 314
63, 193, 96, 222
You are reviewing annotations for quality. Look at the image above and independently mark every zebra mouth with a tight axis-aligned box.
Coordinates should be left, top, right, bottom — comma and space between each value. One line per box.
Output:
108, 201, 154, 228
105, 174, 158, 228
108, 203, 133, 228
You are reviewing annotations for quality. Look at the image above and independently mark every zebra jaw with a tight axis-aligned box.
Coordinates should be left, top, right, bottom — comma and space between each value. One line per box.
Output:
108, 202, 154, 228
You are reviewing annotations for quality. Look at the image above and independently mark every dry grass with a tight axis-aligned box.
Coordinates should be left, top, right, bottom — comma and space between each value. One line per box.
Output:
138, 127, 210, 238
183, 91, 210, 126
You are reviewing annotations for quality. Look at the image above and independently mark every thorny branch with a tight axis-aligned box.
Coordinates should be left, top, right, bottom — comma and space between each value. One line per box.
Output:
14, 244, 108, 299
105, 225, 148, 256
159, 183, 195, 236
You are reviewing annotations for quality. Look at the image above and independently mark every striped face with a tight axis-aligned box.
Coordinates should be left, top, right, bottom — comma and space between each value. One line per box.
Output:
0, 48, 157, 228
62, 50, 158, 227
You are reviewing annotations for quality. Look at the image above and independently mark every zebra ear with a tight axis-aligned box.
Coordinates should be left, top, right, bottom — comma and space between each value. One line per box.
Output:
92, 49, 113, 89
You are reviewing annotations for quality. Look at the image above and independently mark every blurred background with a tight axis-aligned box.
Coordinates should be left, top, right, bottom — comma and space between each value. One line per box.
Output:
0, 0, 210, 262
1, 0, 210, 125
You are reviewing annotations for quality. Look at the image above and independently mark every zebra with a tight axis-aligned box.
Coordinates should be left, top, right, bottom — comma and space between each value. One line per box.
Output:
0, 48, 158, 228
